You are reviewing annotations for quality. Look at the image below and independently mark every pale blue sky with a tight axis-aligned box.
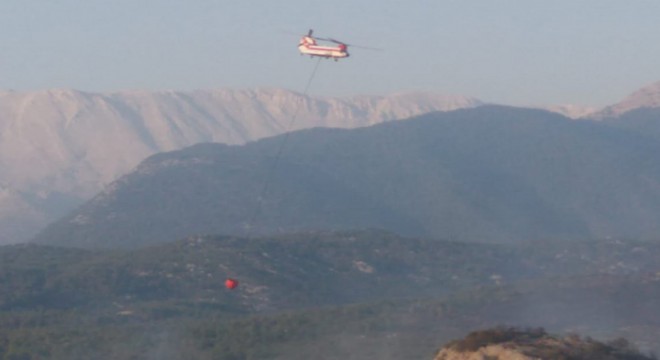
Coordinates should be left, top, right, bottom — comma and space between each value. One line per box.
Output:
1, 0, 660, 106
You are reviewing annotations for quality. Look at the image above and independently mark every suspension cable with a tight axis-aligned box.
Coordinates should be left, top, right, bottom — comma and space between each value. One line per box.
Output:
244, 57, 323, 235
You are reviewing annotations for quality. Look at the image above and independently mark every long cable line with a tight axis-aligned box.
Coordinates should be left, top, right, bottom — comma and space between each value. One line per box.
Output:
244, 57, 323, 236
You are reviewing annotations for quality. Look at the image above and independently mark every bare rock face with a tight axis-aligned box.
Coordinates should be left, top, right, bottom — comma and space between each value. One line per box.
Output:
540, 104, 598, 119
0, 88, 481, 243
591, 81, 660, 119
434, 327, 653, 360
436, 345, 536, 360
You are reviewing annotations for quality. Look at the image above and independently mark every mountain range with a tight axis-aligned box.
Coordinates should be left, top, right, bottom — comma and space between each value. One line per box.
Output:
0, 89, 481, 244
32, 104, 660, 248
3, 81, 660, 359
592, 81, 660, 119
3, 81, 660, 245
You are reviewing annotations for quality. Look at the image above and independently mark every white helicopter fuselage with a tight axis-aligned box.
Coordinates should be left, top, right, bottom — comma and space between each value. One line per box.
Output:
298, 36, 349, 59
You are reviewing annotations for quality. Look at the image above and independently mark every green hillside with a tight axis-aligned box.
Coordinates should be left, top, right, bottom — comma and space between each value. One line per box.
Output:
4, 231, 660, 358
603, 107, 660, 143
8, 231, 660, 314
3, 274, 660, 359
33, 106, 660, 248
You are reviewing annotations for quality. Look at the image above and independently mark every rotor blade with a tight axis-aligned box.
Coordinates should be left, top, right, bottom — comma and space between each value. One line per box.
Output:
348, 44, 384, 51
327, 37, 383, 51
307, 34, 384, 51
305, 34, 343, 42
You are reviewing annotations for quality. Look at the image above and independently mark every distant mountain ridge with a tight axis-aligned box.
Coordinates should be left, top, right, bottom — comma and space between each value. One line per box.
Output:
590, 81, 660, 119
5, 81, 660, 244
34, 106, 660, 248
538, 104, 598, 119
0, 88, 481, 243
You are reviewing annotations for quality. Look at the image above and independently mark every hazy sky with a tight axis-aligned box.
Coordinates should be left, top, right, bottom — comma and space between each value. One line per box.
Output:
2, 0, 660, 106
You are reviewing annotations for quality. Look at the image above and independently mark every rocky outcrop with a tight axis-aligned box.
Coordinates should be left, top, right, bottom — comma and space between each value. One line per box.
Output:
437, 345, 537, 360
540, 104, 597, 119
435, 327, 653, 360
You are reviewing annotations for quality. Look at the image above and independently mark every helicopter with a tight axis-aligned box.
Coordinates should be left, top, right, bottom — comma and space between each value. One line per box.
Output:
298, 29, 349, 61
298, 29, 380, 61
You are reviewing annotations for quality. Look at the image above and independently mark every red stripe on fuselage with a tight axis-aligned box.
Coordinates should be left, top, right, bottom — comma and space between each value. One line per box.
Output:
305, 45, 342, 51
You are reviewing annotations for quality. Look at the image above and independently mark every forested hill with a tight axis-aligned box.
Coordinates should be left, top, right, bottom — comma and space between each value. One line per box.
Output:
10, 231, 660, 314
603, 107, 660, 143
33, 105, 660, 248
4, 232, 660, 358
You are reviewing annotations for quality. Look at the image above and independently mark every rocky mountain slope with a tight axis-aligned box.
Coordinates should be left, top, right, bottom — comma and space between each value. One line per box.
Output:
590, 81, 660, 119
602, 107, 660, 144
33, 105, 660, 248
539, 104, 598, 119
5, 81, 660, 245
436, 327, 654, 360
0, 88, 481, 243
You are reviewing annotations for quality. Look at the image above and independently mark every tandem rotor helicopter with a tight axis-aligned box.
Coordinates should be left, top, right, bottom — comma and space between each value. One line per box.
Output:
297, 29, 380, 61
222, 30, 381, 293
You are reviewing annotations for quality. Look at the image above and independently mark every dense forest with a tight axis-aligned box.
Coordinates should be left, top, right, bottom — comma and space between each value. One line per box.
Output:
3, 231, 660, 358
